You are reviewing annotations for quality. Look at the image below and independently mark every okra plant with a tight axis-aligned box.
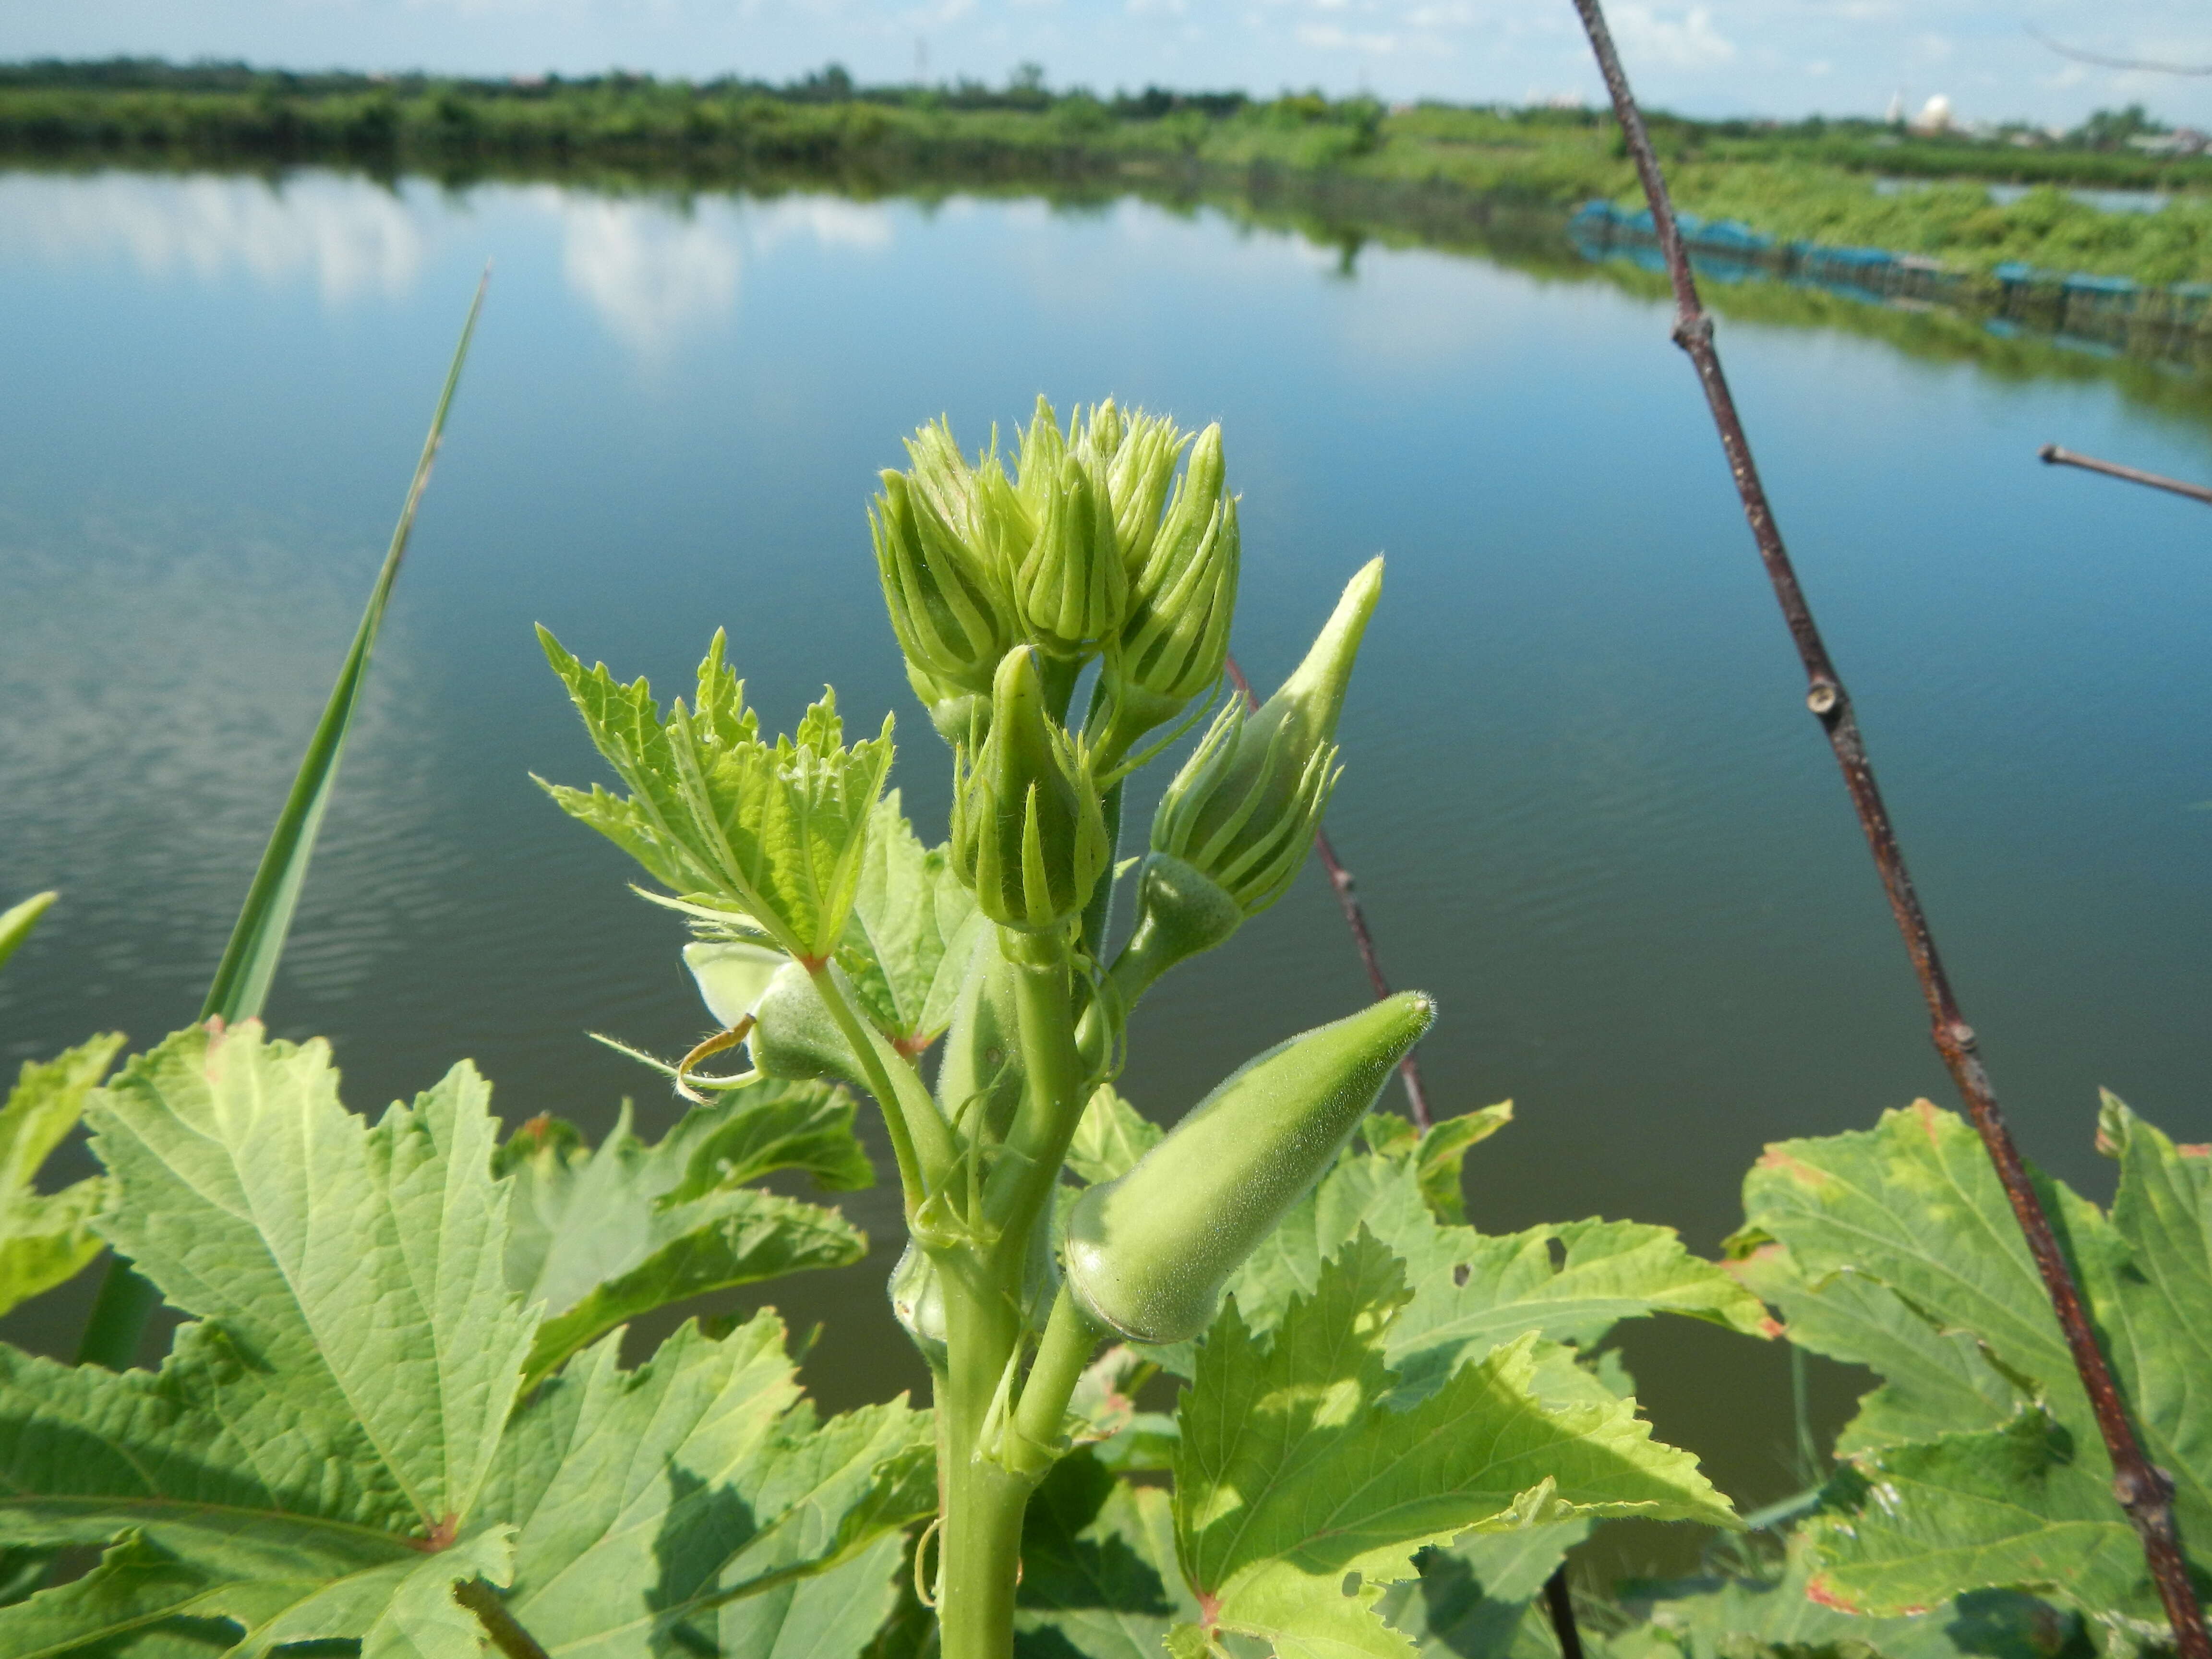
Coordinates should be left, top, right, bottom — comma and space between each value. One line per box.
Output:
538, 398, 1743, 1659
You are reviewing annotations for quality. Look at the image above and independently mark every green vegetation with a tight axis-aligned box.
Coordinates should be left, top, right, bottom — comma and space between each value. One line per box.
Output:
1, 333, 2206, 1654
7, 58, 2212, 284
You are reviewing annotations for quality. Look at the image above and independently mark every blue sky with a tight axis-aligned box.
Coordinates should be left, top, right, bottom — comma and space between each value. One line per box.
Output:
3, 0, 2210, 127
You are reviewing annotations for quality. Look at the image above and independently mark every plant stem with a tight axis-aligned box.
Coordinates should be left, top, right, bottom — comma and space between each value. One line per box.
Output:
937, 1265, 1030, 1659
1009, 1285, 1101, 1476
1221, 654, 1431, 1129
986, 926, 1086, 1255
1565, 3, 2209, 1652
807, 963, 950, 1214
1541, 1567, 1585, 1659
2039, 444, 2212, 506
453, 1579, 552, 1659
1080, 778, 1123, 961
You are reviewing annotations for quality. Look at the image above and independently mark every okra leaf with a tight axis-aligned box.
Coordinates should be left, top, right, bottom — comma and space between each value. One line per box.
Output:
85, 1021, 534, 1531
1805, 1407, 2147, 1625
0, 1022, 928, 1659
839, 790, 985, 1049
1171, 1231, 1732, 1659
0, 891, 56, 975
0, 1022, 529, 1653
1739, 1102, 2089, 1449
1363, 1103, 1514, 1225
1066, 1087, 1163, 1187
1614, 1529, 2092, 1659
0, 1033, 123, 1318
1741, 1097, 2212, 1629
1145, 1149, 1764, 1392
498, 1088, 871, 1388
521, 1191, 866, 1394
1373, 1519, 1590, 1659
1067, 1346, 1178, 1473
1017, 1448, 1200, 1659
540, 629, 894, 962
721, 1529, 909, 1659
1728, 1241, 2024, 1455
485, 1316, 936, 1658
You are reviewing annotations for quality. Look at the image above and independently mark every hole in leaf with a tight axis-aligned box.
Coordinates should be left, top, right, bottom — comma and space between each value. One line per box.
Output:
1341, 1571, 1362, 1598
1452, 1263, 1470, 1288
1547, 1236, 1568, 1273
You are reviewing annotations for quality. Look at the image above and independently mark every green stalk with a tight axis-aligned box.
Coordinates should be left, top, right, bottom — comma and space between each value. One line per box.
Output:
1007, 1285, 1101, 1479
931, 925, 1095, 1659
984, 926, 1085, 1259
1077, 778, 1122, 961
936, 1265, 1030, 1659
806, 962, 952, 1215
77, 268, 489, 1373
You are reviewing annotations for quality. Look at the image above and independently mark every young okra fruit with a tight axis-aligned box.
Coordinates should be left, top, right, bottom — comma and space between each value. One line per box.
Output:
542, 397, 1419, 1659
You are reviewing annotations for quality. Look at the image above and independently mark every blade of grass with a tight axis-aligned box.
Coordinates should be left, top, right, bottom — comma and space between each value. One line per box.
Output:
0, 892, 57, 976
75, 268, 490, 1371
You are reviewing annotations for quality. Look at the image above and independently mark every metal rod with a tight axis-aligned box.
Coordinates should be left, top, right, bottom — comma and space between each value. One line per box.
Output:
2041, 444, 2212, 506
1222, 654, 1431, 1128
1566, 2, 2209, 1651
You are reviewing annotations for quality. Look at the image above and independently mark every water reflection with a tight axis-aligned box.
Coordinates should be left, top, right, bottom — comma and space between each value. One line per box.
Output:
550, 192, 893, 357
0, 505, 444, 1054
0, 170, 428, 303
3, 164, 2209, 1551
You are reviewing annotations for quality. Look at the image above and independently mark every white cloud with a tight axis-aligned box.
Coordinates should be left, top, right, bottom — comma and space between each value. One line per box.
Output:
0, 171, 426, 304
1296, 21, 1398, 52
1610, 4, 1736, 69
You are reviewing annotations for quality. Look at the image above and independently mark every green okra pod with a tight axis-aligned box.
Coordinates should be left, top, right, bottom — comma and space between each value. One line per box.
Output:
1062, 988, 1435, 1344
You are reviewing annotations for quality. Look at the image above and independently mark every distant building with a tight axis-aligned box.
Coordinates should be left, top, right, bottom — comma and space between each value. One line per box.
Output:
2128, 128, 2207, 156
1907, 94, 1953, 135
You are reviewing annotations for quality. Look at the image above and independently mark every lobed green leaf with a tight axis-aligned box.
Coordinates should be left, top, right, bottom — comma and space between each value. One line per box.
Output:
540, 628, 894, 962
1741, 1096, 2212, 1629
839, 790, 986, 1050
1171, 1232, 1733, 1659
497, 1087, 872, 1388
0, 1033, 124, 1318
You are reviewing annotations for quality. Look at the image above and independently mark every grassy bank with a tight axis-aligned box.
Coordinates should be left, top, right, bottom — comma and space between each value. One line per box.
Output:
5, 60, 2212, 284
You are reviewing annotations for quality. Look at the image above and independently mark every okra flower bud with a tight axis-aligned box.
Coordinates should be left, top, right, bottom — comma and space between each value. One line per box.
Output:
951, 646, 1111, 932
1102, 407, 1186, 576
1150, 556, 1381, 916
1098, 426, 1238, 762
1063, 990, 1436, 1344
871, 465, 1018, 700
1013, 453, 1126, 658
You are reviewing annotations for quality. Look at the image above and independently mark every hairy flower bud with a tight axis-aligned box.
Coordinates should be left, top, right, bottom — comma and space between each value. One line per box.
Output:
871, 463, 1018, 700
1150, 557, 1381, 916
1063, 990, 1436, 1344
1097, 425, 1238, 764
1013, 453, 1125, 658
1103, 407, 1186, 576
951, 646, 1111, 932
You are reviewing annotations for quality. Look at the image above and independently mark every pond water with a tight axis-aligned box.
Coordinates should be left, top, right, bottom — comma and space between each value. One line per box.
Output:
3, 167, 2210, 1552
